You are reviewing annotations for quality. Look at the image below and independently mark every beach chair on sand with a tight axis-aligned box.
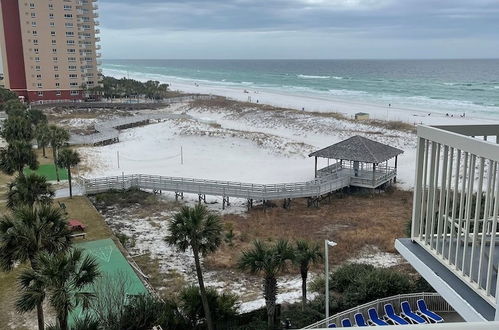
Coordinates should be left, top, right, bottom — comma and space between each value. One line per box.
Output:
368, 308, 389, 326
401, 301, 427, 324
341, 318, 352, 327
417, 299, 444, 323
354, 313, 369, 327
384, 303, 410, 325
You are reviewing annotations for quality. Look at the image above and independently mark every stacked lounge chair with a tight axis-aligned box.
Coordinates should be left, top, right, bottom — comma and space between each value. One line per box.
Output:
401, 301, 427, 324
354, 313, 369, 327
384, 304, 410, 325
417, 299, 444, 323
341, 318, 352, 327
368, 308, 389, 326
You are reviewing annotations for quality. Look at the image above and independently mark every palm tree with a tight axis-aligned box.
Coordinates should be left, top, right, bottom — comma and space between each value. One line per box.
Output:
238, 240, 294, 330
165, 204, 223, 330
0, 115, 33, 143
0, 139, 38, 177
57, 149, 81, 198
0, 205, 72, 330
293, 240, 323, 310
48, 125, 70, 182
35, 123, 50, 158
17, 249, 100, 330
7, 173, 54, 210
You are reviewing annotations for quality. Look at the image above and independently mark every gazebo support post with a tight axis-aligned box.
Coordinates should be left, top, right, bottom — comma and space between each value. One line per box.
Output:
315, 157, 318, 178
372, 163, 376, 189
394, 156, 398, 183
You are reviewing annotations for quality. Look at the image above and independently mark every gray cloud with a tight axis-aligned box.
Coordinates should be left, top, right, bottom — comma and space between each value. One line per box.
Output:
97, 0, 499, 58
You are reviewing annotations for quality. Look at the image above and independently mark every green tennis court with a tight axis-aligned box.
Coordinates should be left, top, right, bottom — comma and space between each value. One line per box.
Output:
70, 239, 148, 323
24, 164, 68, 181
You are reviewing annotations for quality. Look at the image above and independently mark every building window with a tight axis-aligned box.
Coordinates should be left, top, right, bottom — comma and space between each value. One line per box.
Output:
64, 14, 73, 19
48, 4, 54, 10
69, 74, 78, 79
35, 56, 40, 62
67, 49, 76, 53
64, 5, 72, 10
68, 65, 76, 71
87, 81, 94, 85
56, 91, 61, 96
67, 40, 75, 45
50, 22, 55, 27
29, 3, 35, 8
36, 74, 42, 79
55, 74, 60, 79
51, 40, 56, 45
65, 22, 73, 28
31, 21, 36, 27
37, 83, 42, 89
53, 57, 58, 62
34, 48, 39, 53
68, 57, 76, 62
38, 92, 44, 97
54, 66, 59, 71
31, 12, 36, 18
66, 31, 74, 37
35, 65, 40, 71
52, 48, 57, 53
33, 39, 38, 45
51, 31, 56, 36
56, 82, 60, 88
32, 30, 37, 35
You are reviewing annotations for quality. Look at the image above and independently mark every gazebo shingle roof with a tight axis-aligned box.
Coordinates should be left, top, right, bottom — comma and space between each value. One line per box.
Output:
309, 135, 404, 163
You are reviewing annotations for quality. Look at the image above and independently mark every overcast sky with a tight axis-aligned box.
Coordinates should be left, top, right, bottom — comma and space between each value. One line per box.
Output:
98, 0, 499, 59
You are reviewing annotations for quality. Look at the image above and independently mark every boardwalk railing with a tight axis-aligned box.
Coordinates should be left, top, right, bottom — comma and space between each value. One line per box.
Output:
78, 173, 351, 200
302, 292, 453, 329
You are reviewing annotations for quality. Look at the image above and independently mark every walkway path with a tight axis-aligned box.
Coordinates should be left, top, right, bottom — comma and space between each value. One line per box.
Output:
69, 95, 214, 146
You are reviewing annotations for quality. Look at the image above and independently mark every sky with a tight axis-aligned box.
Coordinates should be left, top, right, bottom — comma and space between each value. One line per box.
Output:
99, 0, 499, 59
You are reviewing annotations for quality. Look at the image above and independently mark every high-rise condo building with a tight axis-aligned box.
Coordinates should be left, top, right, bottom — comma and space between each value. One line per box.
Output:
0, 0, 101, 102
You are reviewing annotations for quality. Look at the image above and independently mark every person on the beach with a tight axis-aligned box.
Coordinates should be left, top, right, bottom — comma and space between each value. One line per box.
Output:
389, 103, 391, 107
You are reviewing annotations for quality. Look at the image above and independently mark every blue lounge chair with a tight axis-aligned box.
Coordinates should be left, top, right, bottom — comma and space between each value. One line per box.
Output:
417, 299, 444, 323
341, 318, 352, 327
354, 313, 369, 327
401, 301, 427, 324
327, 323, 336, 328
384, 303, 410, 325
368, 308, 389, 326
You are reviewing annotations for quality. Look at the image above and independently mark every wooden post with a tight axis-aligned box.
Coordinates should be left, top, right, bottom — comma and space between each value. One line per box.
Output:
372, 163, 376, 189
394, 156, 398, 183
314, 157, 318, 178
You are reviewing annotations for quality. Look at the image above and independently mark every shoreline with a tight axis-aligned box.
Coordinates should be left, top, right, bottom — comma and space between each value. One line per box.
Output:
103, 68, 499, 127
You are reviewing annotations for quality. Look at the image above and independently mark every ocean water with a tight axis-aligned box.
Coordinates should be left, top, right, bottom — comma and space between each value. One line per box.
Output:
102, 59, 499, 118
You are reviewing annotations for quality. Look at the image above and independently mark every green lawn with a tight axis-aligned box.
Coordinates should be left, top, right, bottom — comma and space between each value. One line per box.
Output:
24, 164, 68, 181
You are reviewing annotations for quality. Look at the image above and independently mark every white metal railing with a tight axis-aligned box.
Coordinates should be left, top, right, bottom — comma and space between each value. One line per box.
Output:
79, 173, 351, 200
318, 162, 396, 188
303, 292, 452, 329
411, 125, 499, 307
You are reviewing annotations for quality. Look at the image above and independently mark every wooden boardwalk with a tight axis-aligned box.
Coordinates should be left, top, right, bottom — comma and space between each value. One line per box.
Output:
76, 168, 397, 208
78, 173, 352, 207
69, 95, 215, 146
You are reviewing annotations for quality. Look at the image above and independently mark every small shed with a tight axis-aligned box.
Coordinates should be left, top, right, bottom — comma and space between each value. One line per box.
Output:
309, 136, 404, 188
355, 112, 370, 120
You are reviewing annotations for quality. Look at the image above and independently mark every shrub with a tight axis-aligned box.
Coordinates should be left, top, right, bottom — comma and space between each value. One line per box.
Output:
179, 285, 240, 327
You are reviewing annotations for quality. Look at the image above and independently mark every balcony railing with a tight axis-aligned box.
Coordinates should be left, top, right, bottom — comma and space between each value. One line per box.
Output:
411, 125, 499, 307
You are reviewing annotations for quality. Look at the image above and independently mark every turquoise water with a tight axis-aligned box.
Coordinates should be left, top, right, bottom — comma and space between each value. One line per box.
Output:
102, 59, 499, 118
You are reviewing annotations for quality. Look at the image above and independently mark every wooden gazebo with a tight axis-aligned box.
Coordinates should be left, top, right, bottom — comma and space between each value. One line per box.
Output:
309, 136, 404, 188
